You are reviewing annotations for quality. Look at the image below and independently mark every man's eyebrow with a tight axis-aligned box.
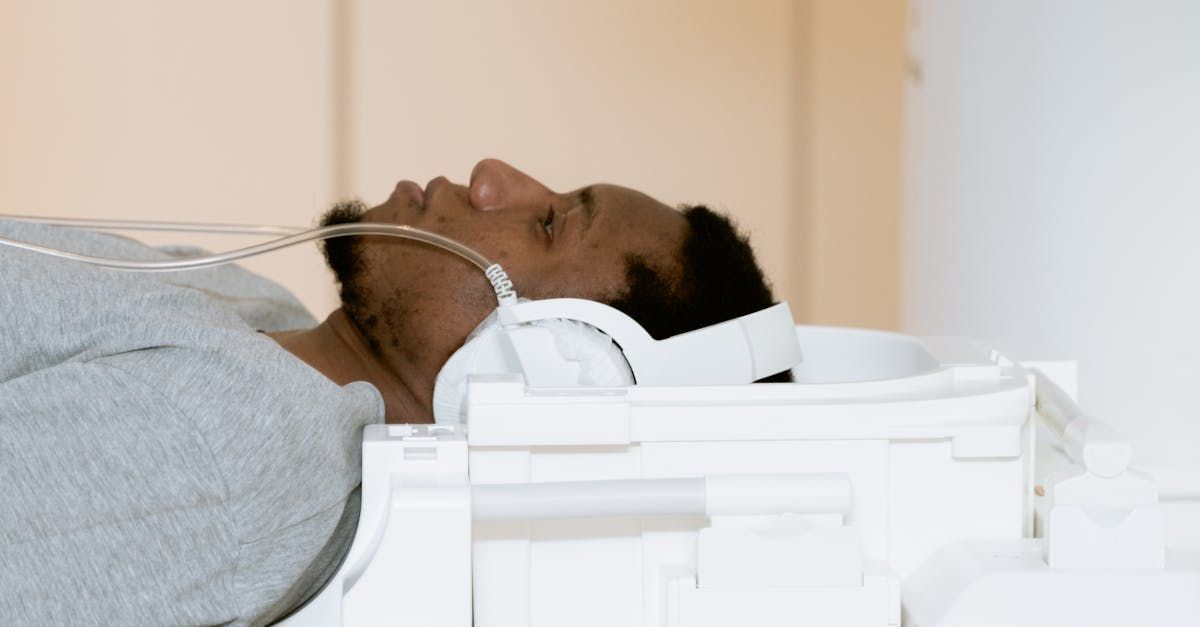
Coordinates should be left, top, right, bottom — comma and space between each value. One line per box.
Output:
578, 186, 597, 234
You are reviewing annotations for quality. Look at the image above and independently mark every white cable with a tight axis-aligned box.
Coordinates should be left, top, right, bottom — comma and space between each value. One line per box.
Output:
0, 214, 304, 236
0, 218, 519, 305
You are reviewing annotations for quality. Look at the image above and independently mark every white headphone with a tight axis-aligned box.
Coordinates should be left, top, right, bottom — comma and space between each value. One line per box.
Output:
432, 299, 802, 423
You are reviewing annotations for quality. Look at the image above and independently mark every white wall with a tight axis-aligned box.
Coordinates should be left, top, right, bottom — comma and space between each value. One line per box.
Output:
905, 0, 1200, 466
800, 0, 907, 329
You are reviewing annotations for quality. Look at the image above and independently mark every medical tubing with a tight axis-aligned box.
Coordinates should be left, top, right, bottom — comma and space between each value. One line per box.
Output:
0, 213, 305, 236
0, 222, 519, 304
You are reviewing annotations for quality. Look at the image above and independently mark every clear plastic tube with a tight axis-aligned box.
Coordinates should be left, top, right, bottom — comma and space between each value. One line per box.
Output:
0, 220, 518, 304
0, 213, 305, 236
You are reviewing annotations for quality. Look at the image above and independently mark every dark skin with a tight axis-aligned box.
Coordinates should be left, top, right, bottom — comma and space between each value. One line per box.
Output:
269, 159, 687, 424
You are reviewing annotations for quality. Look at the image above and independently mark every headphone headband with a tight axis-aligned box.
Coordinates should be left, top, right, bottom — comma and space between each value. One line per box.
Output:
497, 299, 801, 385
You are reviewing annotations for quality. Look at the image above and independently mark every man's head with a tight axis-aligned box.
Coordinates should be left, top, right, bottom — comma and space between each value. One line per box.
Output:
320, 158, 787, 397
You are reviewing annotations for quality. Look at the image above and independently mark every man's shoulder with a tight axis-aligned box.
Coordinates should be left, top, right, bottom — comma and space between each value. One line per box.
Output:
0, 218, 318, 332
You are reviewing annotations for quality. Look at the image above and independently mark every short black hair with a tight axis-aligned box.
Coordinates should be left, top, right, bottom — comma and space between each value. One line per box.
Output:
605, 205, 794, 383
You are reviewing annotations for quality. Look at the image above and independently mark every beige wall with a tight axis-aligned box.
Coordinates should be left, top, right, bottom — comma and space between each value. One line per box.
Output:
346, 0, 796, 312
0, 0, 341, 312
795, 0, 906, 329
1, 0, 905, 328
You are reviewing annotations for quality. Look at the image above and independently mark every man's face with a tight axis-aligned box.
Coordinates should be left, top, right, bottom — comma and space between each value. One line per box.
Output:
323, 158, 687, 357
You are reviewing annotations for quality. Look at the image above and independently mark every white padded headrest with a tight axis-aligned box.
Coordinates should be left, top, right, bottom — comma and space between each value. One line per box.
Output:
432, 308, 634, 424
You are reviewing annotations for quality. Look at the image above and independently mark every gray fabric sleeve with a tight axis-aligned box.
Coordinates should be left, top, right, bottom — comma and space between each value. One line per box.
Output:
0, 218, 383, 625
0, 360, 240, 626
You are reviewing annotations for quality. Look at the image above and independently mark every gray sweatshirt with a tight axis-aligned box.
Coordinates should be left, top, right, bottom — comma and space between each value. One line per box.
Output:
0, 219, 384, 626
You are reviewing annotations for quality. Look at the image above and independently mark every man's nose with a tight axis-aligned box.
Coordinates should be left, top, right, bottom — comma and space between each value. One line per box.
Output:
469, 159, 554, 211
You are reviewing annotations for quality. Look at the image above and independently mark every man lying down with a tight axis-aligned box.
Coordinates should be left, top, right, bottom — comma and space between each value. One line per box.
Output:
0, 159, 786, 625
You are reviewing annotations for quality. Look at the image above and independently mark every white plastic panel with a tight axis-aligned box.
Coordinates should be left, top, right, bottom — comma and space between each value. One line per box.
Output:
887, 440, 1027, 578
668, 563, 899, 627
903, 540, 1200, 627
465, 332, 1033, 627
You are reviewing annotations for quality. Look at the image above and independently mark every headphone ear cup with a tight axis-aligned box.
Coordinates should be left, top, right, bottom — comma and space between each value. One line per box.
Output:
538, 318, 634, 386
432, 316, 635, 424
432, 318, 515, 424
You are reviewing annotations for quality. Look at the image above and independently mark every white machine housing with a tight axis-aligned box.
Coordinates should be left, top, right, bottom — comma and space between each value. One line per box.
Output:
280, 326, 1200, 626
463, 326, 1025, 627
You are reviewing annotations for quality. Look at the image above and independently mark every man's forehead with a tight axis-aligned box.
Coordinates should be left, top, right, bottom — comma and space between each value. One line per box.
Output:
590, 183, 662, 207
582, 184, 687, 283
587, 183, 683, 227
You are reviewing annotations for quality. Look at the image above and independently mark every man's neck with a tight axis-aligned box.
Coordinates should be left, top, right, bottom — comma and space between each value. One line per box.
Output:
266, 309, 433, 424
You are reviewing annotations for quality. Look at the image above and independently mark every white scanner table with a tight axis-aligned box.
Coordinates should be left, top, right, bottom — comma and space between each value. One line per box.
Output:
279, 327, 1200, 626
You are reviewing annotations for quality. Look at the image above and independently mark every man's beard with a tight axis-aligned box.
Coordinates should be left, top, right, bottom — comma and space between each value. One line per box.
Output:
318, 200, 391, 353
319, 199, 368, 290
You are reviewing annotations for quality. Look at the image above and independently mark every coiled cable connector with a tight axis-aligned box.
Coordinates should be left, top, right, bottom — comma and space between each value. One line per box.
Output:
485, 264, 517, 306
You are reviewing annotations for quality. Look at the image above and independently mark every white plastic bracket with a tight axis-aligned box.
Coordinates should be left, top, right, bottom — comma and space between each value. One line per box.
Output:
344, 424, 471, 626
1043, 466, 1166, 570
1030, 367, 1167, 570
279, 424, 472, 627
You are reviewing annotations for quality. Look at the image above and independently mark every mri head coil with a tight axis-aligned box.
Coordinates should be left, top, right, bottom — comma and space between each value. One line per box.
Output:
433, 299, 802, 423
433, 306, 636, 423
